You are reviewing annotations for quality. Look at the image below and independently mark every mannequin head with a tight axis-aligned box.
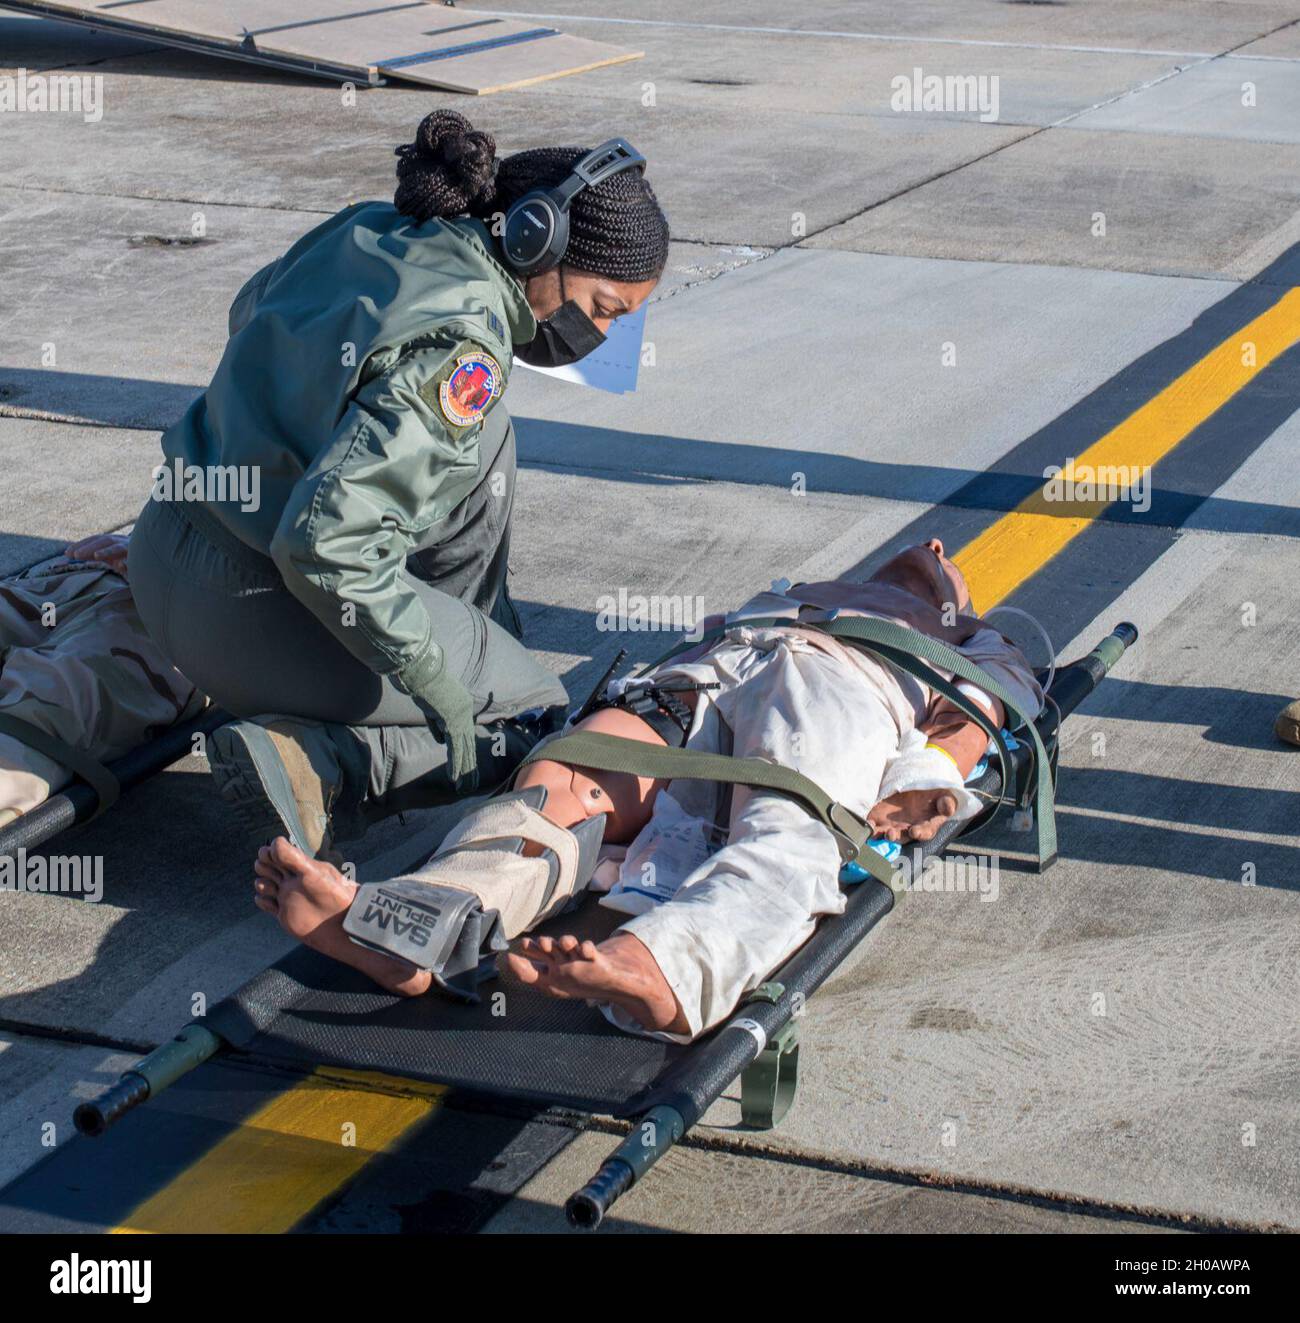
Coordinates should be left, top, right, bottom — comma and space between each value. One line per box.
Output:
869, 538, 973, 613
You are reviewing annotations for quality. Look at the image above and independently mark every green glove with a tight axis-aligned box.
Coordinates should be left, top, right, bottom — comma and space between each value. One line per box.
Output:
397, 643, 479, 791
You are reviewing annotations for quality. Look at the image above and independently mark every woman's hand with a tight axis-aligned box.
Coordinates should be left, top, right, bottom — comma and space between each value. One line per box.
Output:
65, 532, 130, 578
415, 668, 480, 792
867, 788, 958, 843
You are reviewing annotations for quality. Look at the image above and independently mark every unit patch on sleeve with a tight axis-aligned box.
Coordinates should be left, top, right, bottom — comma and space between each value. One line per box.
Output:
435, 350, 504, 428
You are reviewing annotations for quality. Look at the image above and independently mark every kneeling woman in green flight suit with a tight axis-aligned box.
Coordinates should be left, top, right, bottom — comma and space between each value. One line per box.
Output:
128, 110, 670, 857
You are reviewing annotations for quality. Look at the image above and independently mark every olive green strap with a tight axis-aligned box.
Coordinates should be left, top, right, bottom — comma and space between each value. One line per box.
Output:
521, 729, 899, 888
639, 615, 1015, 839
635, 610, 1055, 869
814, 615, 1055, 868
0, 714, 121, 819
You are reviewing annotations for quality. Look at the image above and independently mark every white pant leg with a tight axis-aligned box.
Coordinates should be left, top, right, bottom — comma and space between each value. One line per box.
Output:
612, 636, 903, 1040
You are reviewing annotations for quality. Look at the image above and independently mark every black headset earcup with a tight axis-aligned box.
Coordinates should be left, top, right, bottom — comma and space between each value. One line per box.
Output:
503, 190, 567, 276
499, 141, 645, 277
543, 209, 569, 275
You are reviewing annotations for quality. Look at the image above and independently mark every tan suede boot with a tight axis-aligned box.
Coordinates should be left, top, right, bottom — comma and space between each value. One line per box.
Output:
209, 719, 347, 857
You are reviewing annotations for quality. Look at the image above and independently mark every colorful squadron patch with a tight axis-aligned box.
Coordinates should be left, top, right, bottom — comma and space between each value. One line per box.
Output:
438, 351, 503, 428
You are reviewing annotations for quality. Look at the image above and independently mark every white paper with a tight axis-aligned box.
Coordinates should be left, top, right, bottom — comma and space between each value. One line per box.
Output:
599, 790, 714, 916
514, 305, 646, 394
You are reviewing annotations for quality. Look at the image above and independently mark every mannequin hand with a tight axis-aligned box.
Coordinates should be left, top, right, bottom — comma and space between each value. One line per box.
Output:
65, 532, 130, 578
867, 788, 958, 843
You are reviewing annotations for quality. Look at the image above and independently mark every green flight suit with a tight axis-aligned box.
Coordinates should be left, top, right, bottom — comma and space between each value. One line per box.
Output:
129, 202, 568, 818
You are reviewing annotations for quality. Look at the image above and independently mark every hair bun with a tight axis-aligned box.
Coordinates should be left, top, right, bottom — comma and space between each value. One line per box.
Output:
394, 110, 498, 222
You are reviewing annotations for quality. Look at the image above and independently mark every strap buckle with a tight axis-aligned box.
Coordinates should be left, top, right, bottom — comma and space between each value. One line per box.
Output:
826, 801, 867, 864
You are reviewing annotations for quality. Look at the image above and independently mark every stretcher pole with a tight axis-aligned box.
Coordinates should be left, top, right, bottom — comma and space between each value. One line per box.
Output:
564, 1105, 687, 1228
564, 882, 898, 1228
0, 707, 228, 859
74, 1024, 224, 1136
565, 621, 1138, 1228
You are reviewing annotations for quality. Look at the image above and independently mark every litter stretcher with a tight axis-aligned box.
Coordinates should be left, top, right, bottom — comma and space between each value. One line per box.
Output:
72, 620, 1137, 1229
0, 707, 229, 859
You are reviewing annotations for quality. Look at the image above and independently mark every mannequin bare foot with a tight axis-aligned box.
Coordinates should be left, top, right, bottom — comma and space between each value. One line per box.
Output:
504, 931, 688, 1035
252, 837, 431, 997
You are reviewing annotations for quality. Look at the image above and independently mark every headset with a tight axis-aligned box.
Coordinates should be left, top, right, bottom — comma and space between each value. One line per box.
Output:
501, 138, 646, 278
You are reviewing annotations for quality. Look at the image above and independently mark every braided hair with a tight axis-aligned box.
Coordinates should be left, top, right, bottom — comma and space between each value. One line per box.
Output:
393, 109, 670, 283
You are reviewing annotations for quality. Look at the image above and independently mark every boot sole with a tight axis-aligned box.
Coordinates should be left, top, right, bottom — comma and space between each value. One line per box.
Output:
209, 721, 314, 852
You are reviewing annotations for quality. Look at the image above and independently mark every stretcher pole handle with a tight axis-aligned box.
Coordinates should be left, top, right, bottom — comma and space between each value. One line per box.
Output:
565, 1104, 685, 1229
1072, 620, 1138, 691
74, 1024, 223, 1137
1102, 620, 1139, 661
1037, 620, 1137, 740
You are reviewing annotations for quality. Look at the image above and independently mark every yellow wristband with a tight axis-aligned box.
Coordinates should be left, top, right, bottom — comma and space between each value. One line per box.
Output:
924, 742, 961, 771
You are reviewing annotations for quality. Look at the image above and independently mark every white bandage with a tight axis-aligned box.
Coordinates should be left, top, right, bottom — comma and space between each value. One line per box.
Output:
954, 680, 998, 720
877, 729, 982, 826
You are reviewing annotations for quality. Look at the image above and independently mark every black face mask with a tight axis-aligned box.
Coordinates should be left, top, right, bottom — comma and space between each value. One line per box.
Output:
514, 297, 606, 368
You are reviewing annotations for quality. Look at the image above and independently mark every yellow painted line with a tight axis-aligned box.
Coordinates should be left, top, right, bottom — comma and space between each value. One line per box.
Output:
111, 1069, 445, 1235
955, 288, 1300, 608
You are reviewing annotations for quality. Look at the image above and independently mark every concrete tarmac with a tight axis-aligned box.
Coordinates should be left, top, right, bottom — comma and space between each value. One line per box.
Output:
0, 0, 1298, 1233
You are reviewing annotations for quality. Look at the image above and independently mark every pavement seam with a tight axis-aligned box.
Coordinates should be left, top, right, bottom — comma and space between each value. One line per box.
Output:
1050, 14, 1300, 131
0, 1016, 151, 1056
477, 12, 1223, 60
795, 12, 1300, 250
795, 126, 1044, 247
12, 44, 173, 77
649, 245, 777, 305
676, 1130, 1292, 1234
4, 180, 338, 216
0, 402, 159, 429
1047, 61, 1208, 130
2, 178, 773, 259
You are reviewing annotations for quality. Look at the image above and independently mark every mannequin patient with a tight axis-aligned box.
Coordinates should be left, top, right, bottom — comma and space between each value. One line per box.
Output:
0, 533, 205, 829
251, 540, 1042, 1041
